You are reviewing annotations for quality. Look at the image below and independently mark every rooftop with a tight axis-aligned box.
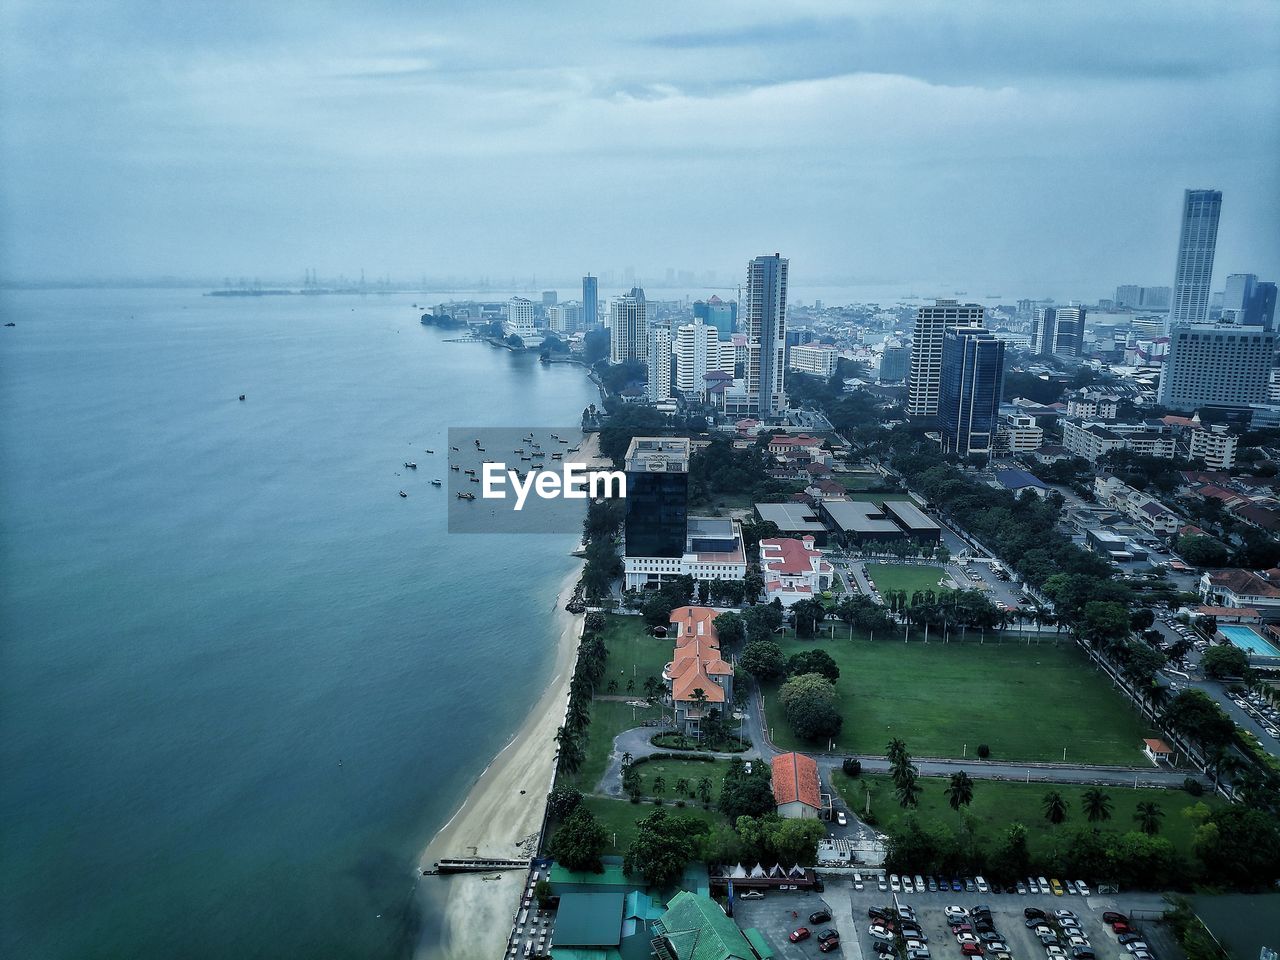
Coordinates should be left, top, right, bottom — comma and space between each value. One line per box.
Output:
880, 499, 941, 532
822, 499, 900, 534
994, 469, 1049, 491
771, 752, 821, 809
625, 437, 690, 473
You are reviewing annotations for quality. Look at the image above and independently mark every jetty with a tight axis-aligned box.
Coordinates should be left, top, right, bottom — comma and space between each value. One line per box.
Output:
429, 857, 530, 875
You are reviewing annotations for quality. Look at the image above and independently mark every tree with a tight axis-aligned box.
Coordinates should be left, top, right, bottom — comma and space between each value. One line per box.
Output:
641, 592, 676, 628
791, 597, 826, 638
713, 612, 746, 647
988, 822, 1031, 881
1195, 805, 1280, 889
769, 817, 827, 865
742, 602, 783, 639
778, 673, 843, 741
785, 649, 840, 682
547, 807, 609, 873
718, 758, 776, 821
1082, 788, 1113, 824
740, 640, 786, 681
697, 776, 713, 805
583, 611, 606, 633
1042, 791, 1068, 826
547, 786, 584, 821
1176, 534, 1230, 568
896, 768, 922, 808
1080, 600, 1132, 649
1201, 645, 1250, 680
1135, 802, 1164, 836
945, 771, 975, 813
690, 688, 710, 740
624, 809, 708, 887
652, 775, 666, 800
886, 738, 908, 767
1164, 690, 1236, 758
555, 725, 585, 773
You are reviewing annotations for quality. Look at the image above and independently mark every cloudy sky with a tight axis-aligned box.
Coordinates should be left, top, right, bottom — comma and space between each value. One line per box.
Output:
2, 0, 1277, 297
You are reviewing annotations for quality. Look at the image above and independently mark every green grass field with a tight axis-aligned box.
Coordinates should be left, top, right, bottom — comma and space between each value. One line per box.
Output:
598, 614, 672, 694
863, 562, 953, 597
578, 796, 725, 854
762, 636, 1155, 764
562, 698, 661, 792
629, 757, 732, 802
831, 774, 1221, 860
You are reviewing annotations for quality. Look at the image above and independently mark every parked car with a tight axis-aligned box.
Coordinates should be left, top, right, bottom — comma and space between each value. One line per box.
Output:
1026, 878, 1040, 894
811, 910, 832, 925
1118, 934, 1146, 945
1075, 880, 1090, 896
870, 926, 895, 941
961, 945, 984, 957
790, 927, 812, 943
906, 940, 929, 955
1054, 910, 1078, 921
1068, 936, 1090, 949
1038, 877, 1050, 893
878, 876, 888, 892
854, 873, 864, 891
819, 929, 839, 945
1112, 922, 1133, 936
928, 877, 939, 892
738, 890, 764, 900
873, 942, 896, 955
1045, 949, 1067, 960
869, 907, 890, 921
976, 876, 990, 893
1124, 943, 1150, 954
837, 811, 848, 826
1103, 913, 1129, 925
1025, 908, 1047, 920
891, 874, 902, 892
821, 936, 842, 954
956, 933, 980, 946
1059, 918, 1082, 930
1050, 879, 1066, 896
909, 950, 931, 960
1071, 948, 1096, 960
947, 906, 971, 920
1015, 882, 1028, 895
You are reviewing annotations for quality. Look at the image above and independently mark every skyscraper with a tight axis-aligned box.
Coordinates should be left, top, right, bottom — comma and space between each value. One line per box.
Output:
1223, 274, 1257, 318
1249, 282, 1277, 330
906, 299, 985, 417
880, 341, 910, 382
582, 274, 599, 329
1051, 306, 1085, 358
674, 319, 733, 394
623, 437, 689, 561
939, 327, 1006, 457
646, 326, 672, 402
1157, 324, 1276, 411
1168, 189, 1222, 329
1030, 307, 1057, 357
744, 254, 788, 415
693, 296, 737, 337
609, 287, 647, 364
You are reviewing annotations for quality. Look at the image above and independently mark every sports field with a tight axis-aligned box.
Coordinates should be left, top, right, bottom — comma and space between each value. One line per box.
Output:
762, 636, 1155, 764
831, 774, 1221, 860
864, 562, 953, 597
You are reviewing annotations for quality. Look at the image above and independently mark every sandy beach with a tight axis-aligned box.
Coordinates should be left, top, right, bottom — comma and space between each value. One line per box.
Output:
413, 434, 602, 959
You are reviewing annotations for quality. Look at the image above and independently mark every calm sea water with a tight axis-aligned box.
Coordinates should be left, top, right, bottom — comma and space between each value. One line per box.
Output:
0, 289, 598, 960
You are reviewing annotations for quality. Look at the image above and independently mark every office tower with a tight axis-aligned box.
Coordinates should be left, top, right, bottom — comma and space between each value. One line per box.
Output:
503, 297, 539, 341
880, 341, 910, 382
1115, 285, 1141, 309
609, 287, 647, 364
674, 319, 732, 394
1157, 324, 1276, 410
1051, 306, 1085, 357
647, 326, 672, 402
788, 342, 839, 377
541, 290, 558, 307
1223, 274, 1256, 318
906, 299, 985, 417
1031, 307, 1057, 356
744, 253, 788, 415
1249, 282, 1277, 330
548, 301, 582, 333
623, 437, 689, 560
1115, 285, 1171, 310
1169, 189, 1222, 328
582, 274, 599, 328
939, 327, 1006, 457
692, 295, 737, 337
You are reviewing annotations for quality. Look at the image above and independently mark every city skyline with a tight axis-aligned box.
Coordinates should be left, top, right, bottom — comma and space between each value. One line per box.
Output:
3, 2, 1278, 288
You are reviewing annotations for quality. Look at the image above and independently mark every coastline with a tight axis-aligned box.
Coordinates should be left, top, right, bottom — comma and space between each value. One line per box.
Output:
412, 432, 601, 959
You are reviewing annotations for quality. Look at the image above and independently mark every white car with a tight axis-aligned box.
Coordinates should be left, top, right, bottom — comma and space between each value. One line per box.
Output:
890, 874, 902, 892
1046, 948, 1067, 960
854, 873, 864, 890
906, 940, 929, 953
738, 890, 764, 899
945, 906, 970, 920
956, 934, 980, 946
1027, 878, 1040, 894
1075, 880, 1090, 896
870, 926, 895, 941
1055, 910, 1078, 920
975, 876, 989, 893
1125, 943, 1150, 954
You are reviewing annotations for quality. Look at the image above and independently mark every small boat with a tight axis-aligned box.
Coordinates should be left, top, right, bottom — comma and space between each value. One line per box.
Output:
568, 446, 580, 453
476, 447, 485, 452
469, 476, 480, 483
431, 479, 442, 486
464, 469, 476, 475
558, 438, 569, 444
531, 451, 546, 458
456, 492, 475, 500
551, 452, 562, 459
3, 322, 14, 327
424, 449, 434, 454
514, 448, 524, 454
551, 433, 559, 439
404, 462, 417, 469
474, 439, 482, 446
238, 394, 246, 401
520, 456, 531, 461
531, 442, 540, 449
399, 490, 408, 498
450, 465, 460, 472
451, 446, 459, 451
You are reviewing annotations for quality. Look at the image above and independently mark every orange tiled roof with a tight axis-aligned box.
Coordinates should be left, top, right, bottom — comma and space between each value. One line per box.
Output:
668, 606, 731, 705
771, 752, 821, 809
1144, 738, 1172, 754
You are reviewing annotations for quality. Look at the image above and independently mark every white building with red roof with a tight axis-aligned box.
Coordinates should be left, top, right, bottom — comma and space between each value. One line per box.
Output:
759, 536, 834, 608
771, 752, 823, 819
663, 606, 735, 736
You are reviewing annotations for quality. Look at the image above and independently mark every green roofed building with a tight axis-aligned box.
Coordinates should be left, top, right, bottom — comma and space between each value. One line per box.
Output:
651, 891, 774, 960
550, 888, 665, 960
549, 860, 632, 895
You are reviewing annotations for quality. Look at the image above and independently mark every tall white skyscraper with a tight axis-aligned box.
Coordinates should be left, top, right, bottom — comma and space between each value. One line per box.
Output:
906, 299, 985, 417
647, 326, 672, 402
1168, 189, 1222, 329
674, 319, 733, 394
609, 287, 647, 364
744, 254, 788, 415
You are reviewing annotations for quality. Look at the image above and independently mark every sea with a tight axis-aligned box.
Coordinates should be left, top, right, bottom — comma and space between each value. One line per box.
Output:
0, 288, 601, 960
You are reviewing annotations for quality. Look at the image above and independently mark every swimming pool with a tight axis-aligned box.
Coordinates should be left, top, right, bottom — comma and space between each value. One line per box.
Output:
1219, 624, 1280, 657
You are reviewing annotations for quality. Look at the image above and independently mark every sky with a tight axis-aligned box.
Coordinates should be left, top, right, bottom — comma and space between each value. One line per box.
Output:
2, 0, 1278, 297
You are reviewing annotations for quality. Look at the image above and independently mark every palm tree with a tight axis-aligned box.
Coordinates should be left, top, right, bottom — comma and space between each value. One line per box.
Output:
620, 751, 633, 772
675, 777, 690, 797
1134, 802, 1164, 836
697, 776, 713, 805
886, 738, 908, 766
1082, 788, 1113, 823
1041, 790, 1068, 826
946, 771, 975, 813
896, 770, 922, 808
554, 725, 584, 774
691, 687, 710, 742
565, 697, 590, 733
652, 775, 666, 799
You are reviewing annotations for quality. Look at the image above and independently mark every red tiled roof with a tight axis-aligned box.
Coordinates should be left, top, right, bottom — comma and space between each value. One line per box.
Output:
771, 752, 821, 809
760, 537, 824, 575
1207, 569, 1280, 599
1144, 739, 1172, 755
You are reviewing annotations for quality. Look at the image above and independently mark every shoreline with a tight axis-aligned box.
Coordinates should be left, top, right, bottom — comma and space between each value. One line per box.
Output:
412, 433, 601, 959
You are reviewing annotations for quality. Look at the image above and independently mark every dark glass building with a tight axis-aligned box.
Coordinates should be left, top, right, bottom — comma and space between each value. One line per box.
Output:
582, 274, 599, 329
939, 327, 1006, 457
623, 437, 689, 559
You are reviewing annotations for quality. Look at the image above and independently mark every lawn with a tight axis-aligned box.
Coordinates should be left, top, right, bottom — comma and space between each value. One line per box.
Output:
598, 614, 672, 695
863, 561, 953, 597
628, 757, 733, 803
561, 698, 661, 793
761, 636, 1156, 764
831, 774, 1222, 861
578, 796, 726, 854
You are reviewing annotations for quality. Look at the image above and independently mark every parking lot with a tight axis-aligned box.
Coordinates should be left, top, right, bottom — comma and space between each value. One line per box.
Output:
731, 881, 1184, 960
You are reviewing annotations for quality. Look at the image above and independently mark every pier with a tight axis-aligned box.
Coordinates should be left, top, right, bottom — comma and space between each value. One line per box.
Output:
429, 857, 531, 874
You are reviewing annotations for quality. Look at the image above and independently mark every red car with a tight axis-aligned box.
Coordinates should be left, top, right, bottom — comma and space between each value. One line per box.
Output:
791, 927, 812, 943
1112, 923, 1132, 936
1103, 913, 1129, 925
821, 935, 842, 953
961, 944, 985, 957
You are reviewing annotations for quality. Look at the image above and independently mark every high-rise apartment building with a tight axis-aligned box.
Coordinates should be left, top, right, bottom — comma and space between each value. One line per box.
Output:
1157, 324, 1276, 411
693, 296, 737, 338
906, 300, 985, 417
744, 254, 788, 415
674, 319, 733, 394
1250, 282, 1277, 330
647, 326, 672, 402
880, 341, 910, 382
1031, 308, 1057, 357
1169, 189, 1222, 329
1030, 306, 1085, 358
609, 287, 647, 364
541, 290, 558, 306
1115, 285, 1171, 310
582, 274, 599, 329
939, 327, 1006, 457
548, 301, 582, 333
503, 297, 539, 341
